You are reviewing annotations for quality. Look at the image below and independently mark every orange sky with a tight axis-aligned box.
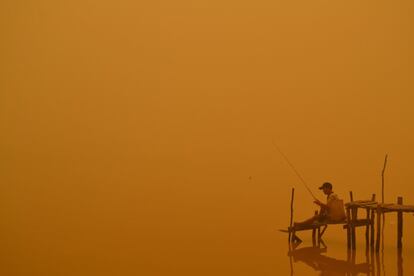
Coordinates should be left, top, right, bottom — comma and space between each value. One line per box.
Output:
1, 0, 414, 275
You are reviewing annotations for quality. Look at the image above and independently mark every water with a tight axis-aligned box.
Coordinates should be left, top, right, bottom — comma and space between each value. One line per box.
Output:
2, 0, 414, 275
3, 175, 414, 275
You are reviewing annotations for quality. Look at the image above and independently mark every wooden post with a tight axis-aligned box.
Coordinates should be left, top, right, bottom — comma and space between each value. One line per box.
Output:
376, 205, 381, 252
351, 247, 356, 266
382, 154, 388, 204
289, 250, 294, 276
370, 209, 376, 249
366, 194, 375, 250
397, 196, 403, 250
347, 207, 351, 249
349, 191, 356, 250
365, 208, 370, 249
370, 194, 376, 249
312, 228, 316, 246
370, 246, 375, 275
319, 225, 327, 240
346, 191, 354, 249
352, 207, 357, 250
347, 247, 351, 263
312, 210, 317, 246
365, 248, 369, 275
376, 250, 381, 276
289, 188, 295, 243
397, 247, 403, 276
317, 227, 321, 246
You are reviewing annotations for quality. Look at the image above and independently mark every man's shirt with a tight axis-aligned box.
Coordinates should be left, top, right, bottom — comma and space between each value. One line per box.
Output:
327, 193, 339, 204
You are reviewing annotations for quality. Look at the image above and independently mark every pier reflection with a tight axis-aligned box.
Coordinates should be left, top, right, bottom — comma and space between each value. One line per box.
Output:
287, 246, 403, 276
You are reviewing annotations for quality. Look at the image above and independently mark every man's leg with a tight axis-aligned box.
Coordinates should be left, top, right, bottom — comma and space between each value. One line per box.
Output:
294, 207, 327, 227
294, 214, 321, 227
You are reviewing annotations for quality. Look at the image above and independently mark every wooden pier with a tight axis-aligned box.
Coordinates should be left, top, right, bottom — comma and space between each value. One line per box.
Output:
346, 194, 414, 251
345, 192, 376, 251
284, 188, 414, 251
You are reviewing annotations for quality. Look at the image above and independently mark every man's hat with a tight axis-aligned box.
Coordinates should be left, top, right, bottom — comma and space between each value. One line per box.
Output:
319, 182, 333, 190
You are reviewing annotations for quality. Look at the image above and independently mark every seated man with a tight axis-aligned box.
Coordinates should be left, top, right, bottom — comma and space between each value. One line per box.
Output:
295, 182, 346, 227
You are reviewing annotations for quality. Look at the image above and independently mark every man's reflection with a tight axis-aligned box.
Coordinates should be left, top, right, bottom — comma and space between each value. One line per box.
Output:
288, 246, 404, 276
288, 246, 370, 275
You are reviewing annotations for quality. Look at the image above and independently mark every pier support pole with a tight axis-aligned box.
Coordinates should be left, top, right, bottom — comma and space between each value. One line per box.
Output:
397, 196, 403, 250
370, 209, 375, 250
365, 194, 375, 251
346, 191, 353, 250
317, 227, 321, 246
288, 188, 295, 243
370, 246, 375, 275
382, 154, 388, 204
365, 208, 370, 250
351, 207, 357, 250
376, 205, 381, 252
349, 191, 357, 250
370, 194, 376, 250
375, 251, 381, 275
346, 207, 351, 249
312, 210, 317, 246
312, 228, 316, 246
398, 247, 403, 276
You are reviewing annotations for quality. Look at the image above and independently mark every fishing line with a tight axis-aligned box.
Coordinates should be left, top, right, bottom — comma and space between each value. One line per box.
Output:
271, 140, 318, 201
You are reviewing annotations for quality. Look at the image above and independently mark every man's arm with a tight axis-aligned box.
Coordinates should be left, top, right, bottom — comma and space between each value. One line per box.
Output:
314, 199, 328, 209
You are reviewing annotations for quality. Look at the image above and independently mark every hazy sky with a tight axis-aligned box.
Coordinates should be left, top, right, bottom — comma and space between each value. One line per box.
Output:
1, 1, 414, 275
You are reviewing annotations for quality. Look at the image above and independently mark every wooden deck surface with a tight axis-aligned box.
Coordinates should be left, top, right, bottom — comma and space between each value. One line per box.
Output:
280, 220, 346, 233
345, 200, 414, 212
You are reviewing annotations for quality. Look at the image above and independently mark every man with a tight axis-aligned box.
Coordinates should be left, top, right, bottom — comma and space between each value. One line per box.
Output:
294, 182, 346, 226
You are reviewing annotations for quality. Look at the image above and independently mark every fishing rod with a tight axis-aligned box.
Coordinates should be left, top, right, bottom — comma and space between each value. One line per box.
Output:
271, 140, 318, 201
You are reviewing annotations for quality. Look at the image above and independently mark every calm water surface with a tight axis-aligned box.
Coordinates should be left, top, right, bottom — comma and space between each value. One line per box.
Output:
3, 1, 414, 275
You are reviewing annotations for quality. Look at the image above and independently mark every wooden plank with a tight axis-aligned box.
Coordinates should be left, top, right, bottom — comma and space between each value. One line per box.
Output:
283, 220, 345, 233
381, 204, 414, 212
343, 219, 372, 228
346, 200, 377, 207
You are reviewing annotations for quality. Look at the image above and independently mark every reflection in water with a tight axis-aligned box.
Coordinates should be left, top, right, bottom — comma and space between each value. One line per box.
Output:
287, 245, 403, 276
288, 246, 369, 275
